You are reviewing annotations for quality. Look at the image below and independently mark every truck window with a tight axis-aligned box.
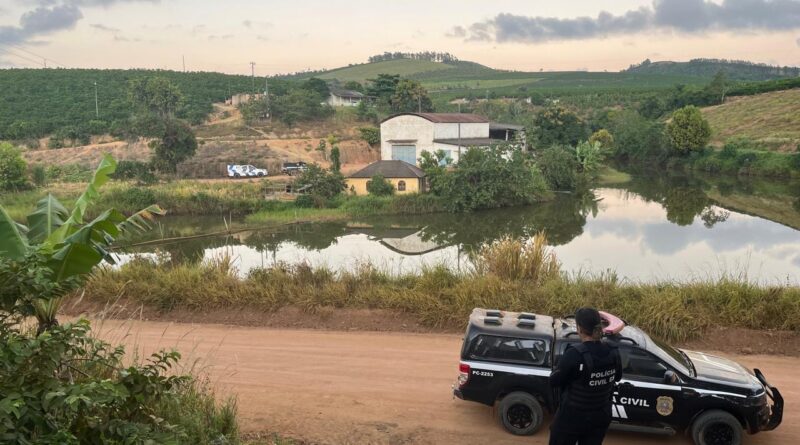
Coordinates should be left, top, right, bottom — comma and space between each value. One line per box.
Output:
620, 347, 671, 382
468, 335, 548, 366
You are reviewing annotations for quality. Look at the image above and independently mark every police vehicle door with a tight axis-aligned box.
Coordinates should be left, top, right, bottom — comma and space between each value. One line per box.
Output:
614, 347, 683, 425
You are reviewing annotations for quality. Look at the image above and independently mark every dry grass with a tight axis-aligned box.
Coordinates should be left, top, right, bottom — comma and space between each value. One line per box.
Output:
703, 89, 800, 151
81, 236, 800, 344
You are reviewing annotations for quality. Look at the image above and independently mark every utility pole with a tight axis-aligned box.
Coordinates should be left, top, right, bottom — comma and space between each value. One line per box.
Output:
264, 75, 270, 119
250, 61, 256, 96
417, 94, 421, 113
182, 55, 186, 73
94, 81, 99, 118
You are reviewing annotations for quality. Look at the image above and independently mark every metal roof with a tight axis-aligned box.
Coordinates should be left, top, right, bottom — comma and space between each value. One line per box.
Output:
381, 112, 490, 124
347, 160, 426, 179
433, 137, 503, 147
330, 88, 364, 99
490, 122, 525, 131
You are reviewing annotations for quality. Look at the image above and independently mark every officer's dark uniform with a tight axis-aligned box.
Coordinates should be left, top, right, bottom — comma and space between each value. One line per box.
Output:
549, 340, 622, 445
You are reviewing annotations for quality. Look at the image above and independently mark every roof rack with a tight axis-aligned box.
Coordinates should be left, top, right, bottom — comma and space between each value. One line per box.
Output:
485, 309, 503, 318
517, 318, 536, 329
518, 312, 536, 320
484, 316, 502, 325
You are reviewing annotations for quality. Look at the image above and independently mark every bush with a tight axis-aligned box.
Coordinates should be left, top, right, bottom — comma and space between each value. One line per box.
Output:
0, 142, 29, 191
358, 127, 380, 146
608, 110, 670, 162
294, 193, 315, 208
366, 174, 395, 196
295, 164, 345, 201
113, 160, 157, 184
530, 106, 587, 148
588, 129, 614, 149
30, 164, 46, 187
667, 106, 712, 154
537, 146, 577, 190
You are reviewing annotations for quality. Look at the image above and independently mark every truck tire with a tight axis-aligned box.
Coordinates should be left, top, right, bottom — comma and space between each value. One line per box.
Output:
691, 410, 743, 445
497, 391, 543, 436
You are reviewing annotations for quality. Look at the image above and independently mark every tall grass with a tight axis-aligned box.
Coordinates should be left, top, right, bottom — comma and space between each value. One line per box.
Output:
81, 236, 800, 343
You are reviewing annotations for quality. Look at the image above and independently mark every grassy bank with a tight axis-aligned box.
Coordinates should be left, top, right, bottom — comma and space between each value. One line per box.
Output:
669, 147, 800, 178
81, 237, 799, 344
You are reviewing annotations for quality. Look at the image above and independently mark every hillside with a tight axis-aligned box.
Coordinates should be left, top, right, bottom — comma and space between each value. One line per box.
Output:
314, 59, 457, 82
0, 68, 254, 139
625, 58, 800, 81
702, 89, 800, 151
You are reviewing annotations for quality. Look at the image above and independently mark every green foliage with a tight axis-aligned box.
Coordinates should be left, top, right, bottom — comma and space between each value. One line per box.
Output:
426, 146, 549, 212
624, 58, 800, 81
269, 87, 334, 126
365, 74, 400, 107
295, 164, 345, 202
30, 165, 47, 188
574, 140, 606, 173
588, 129, 614, 149
391, 79, 433, 113
607, 110, 670, 162
330, 146, 341, 173
358, 127, 380, 146
530, 106, 587, 148
667, 106, 712, 154
537, 146, 577, 190
129, 77, 183, 119
366, 174, 395, 196
112, 160, 157, 184
294, 194, 316, 208
0, 143, 28, 191
150, 120, 198, 173
44, 164, 94, 183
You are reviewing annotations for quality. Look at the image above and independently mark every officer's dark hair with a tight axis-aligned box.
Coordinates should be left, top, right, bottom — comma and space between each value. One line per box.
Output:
575, 307, 603, 340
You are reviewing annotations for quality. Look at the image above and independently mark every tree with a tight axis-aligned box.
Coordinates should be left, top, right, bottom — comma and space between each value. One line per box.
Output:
129, 77, 183, 119
0, 142, 28, 191
667, 106, 712, 154
706, 70, 730, 104
358, 127, 380, 146
343, 80, 364, 92
537, 146, 578, 190
574, 140, 606, 173
366, 74, 400, 107
366, 174, 394, 196
588, 129, 614, 149
150, 119, 198, 173
330, 146, 341, 172
637, 96, 665, 119
302, 77, 330, 100
295, 163, 345, 202
608, 110, 670, 162
391, 79, 433, 113
531, 106, 587, 148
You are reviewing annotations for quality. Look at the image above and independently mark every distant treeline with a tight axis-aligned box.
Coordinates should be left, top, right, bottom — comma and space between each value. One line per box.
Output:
367, 51, 459, 64
625, 58, 800, 81
0, 68, 253, 141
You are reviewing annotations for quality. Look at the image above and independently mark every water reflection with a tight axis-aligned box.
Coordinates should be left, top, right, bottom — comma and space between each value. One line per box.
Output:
118, 169, 800, 283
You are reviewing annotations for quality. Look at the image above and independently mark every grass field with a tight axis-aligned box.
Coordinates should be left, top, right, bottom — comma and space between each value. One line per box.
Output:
702, 89, 800, 151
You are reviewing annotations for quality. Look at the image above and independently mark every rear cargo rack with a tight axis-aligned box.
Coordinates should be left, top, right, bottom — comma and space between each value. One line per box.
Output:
518, 312, 536, 320
517, 318, 536, 328
485, 309, 503, 318
483, 316, 502, 325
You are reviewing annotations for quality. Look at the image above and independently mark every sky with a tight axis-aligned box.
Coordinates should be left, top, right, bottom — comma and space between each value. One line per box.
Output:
1, 0, 799, 75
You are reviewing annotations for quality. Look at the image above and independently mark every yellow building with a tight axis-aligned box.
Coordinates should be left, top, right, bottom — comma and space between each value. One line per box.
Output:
346, 160, 426, 196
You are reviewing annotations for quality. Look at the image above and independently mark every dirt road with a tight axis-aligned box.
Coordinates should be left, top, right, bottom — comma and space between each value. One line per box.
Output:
96, 320, 796, 445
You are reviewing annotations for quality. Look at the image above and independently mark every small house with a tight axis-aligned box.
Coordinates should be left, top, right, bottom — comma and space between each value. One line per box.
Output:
327, 88, 364, 107
345, 160, 426, 196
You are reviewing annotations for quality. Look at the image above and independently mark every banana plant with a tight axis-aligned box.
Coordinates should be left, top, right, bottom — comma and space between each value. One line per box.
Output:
0, 154, 164, 332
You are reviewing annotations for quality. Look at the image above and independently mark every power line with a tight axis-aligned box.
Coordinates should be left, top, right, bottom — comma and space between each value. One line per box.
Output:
0, 42, 67, 68
0, 47, 45, 67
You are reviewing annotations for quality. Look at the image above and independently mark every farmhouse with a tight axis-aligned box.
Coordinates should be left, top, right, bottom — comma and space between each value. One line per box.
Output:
345, 160, 426, 196
327, 88, 364, 107
379, 113, 525, 165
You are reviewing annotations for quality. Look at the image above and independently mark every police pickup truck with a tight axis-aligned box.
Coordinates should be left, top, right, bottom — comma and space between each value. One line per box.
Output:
453, 309, 783, 445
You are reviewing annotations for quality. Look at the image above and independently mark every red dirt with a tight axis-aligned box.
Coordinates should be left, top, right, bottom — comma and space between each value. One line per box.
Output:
94, 318, 798, 445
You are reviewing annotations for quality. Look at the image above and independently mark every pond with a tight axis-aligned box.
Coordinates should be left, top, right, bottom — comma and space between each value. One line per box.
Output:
118, 169, 800, 284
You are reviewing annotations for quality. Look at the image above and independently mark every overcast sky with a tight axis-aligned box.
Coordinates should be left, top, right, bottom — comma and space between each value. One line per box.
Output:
1, 0, 799, 74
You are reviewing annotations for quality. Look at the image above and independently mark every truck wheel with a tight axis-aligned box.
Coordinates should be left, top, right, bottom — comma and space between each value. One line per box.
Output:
691, 410, 743, 445
497, 391, 543, 436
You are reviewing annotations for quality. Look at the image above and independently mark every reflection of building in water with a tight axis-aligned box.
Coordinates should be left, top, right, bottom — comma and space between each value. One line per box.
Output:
351, 226, 450, 256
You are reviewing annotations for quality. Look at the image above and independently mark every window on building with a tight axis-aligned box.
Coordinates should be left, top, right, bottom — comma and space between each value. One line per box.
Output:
391, 145, 417, 165
397, 180, 406, 191
439, 150, 452, 166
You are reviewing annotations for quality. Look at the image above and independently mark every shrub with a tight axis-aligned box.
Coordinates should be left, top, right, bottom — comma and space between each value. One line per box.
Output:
113, 160, 157, 184
366, 174, 395, 196
667, 106, 712, 154
588, 129, 614, 149
0, 142, 28, 191
358, 127, 381, 146
531, 106, 587, 148
30, 164, 46, 187
295, 164, 345, 201
294, 193, 315, 208
537, 146, 577, 190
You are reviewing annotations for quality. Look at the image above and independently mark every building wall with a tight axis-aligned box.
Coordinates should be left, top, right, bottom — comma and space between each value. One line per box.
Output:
380, 115, 435, 164
433, 122, 489, 139
345, 177, 421, 196
328, 94, 361, 107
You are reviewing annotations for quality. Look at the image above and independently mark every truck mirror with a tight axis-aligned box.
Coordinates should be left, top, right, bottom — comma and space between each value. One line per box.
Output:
664, 370, 678, 384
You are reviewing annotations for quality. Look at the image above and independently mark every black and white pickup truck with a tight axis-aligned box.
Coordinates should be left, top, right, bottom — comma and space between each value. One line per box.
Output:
453, 308, 783, 445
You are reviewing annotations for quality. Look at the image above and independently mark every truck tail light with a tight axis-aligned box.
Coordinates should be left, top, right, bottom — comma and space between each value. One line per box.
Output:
458, 363, 470, 387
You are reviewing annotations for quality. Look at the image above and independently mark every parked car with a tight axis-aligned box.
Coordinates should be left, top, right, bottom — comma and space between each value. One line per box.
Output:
227, 164, 268, 178
453, 308, 783, 445
281, 162, 308, 176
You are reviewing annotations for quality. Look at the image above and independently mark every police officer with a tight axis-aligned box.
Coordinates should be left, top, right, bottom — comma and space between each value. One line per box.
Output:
549, 307, 623, 445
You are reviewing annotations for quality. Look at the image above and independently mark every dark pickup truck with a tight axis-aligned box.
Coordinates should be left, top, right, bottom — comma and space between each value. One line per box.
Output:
453, 308, 783, 445
280, 162, 308, 176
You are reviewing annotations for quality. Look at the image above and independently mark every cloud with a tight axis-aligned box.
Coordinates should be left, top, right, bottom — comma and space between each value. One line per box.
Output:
0, 4, 83, 45
90, 23, 120, 33
242, 20, 272, 29
797, 37, 800, 46
208, 34, 234, 40
455, 0, 800, 44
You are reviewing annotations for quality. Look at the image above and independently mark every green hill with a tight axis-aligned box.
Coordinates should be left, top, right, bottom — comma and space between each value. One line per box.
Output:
314, 59, 458, 83
0, 68, 254, 140
702, 89, 800, 151
625, 58, 800, 81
